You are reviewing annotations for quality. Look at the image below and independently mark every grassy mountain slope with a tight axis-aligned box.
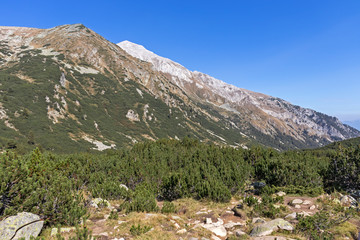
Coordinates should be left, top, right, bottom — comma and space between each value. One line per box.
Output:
0, 24, 358, 153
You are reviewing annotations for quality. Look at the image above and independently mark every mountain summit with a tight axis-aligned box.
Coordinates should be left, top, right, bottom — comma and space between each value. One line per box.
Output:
0, 24, 358, 152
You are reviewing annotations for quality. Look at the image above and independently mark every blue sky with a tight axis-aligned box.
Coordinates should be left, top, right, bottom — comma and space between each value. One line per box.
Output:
2, 0, 360, 123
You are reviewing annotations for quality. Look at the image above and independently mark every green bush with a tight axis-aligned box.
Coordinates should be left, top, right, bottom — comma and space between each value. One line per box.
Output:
121, 183, 159, 213
161, 201, 177, 214
108, 210, 119, 220
0, 149, 87, 225
130, 224, 152, 236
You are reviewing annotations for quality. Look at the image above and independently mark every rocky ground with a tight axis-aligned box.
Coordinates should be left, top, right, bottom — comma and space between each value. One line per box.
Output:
3, 191, 358, 240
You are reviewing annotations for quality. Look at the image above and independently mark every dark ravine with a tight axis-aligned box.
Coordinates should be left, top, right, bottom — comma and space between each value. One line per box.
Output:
0, 24, 359, 153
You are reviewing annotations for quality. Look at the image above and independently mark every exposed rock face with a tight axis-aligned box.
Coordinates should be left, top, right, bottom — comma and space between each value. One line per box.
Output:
250, 218, 294, 237
0, 212, 44, 240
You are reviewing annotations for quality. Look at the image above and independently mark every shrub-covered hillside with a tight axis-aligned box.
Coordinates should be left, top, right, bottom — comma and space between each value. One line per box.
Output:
1, 138, 359, 226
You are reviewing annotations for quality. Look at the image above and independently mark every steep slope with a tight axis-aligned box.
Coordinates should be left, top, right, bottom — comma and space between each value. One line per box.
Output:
118, 41, 360, 148
0, 24, 358, 153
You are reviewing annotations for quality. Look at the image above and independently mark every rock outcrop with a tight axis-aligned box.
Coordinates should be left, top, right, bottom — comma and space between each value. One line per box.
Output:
250, 218, 294, 237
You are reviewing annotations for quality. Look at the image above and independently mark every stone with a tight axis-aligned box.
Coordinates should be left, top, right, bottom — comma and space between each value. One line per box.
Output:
276, 191, 286, 197
223, 221, 244, 229
300, 211, 312, 217
206, 218, 213, 224
252, 182, 266, 189
291, 199, 303, 205
90, 198, 111, 209
285, 212, 297, 220
211, 235, 221, 240
294, 204, 301, 209
234, 229, 246, 236
252, 218, 266, 224
250, 218, 294, 237
170, 219, 180, 229
303, 200, 312, 205
176, 229, 187, 234
200, 219, 227, 237
0, 212, 44, 240
340, 195, 358, 206
309, 205, 316, 210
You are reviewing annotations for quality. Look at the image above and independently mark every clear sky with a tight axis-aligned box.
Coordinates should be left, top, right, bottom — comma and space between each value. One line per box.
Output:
2, 0, 360, 123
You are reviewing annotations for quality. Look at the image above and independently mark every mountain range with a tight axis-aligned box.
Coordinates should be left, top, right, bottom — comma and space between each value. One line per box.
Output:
0, 24, 358, 153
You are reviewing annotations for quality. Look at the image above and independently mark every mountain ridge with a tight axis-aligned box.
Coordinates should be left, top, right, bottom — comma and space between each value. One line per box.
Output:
0, 24, 358, 152
117, 39, 359, 143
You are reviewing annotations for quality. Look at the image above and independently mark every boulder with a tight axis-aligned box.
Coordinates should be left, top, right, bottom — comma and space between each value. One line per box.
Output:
234, 229, 246, 236
223, 221, 244, 229
200, 218, 227, 237
252, 217, 266, 224
291, 199, 303, 205
252, 182, 266, 189
285, 212, 297, 220
276, 191, 286, 197
0, 212, 44, 240
211, 235, 221, 240
250, 218, 294, 237
303, 200, 312, 205
176, 229, 187, 234
340, 195, 357, 206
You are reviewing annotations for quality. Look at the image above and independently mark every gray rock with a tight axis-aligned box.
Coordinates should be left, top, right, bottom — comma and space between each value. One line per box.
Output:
276, 191, 286, 197
340, 195, 357, 206
234, 229, 246, 236
250, 218, 293, 237
303, 200, 312, 205
223, 221, 244, 229
0, 212, 44, 240
176, 229, 187, 234
285, 212, 297, 220
252, 182, 266, 189
200, 218, 227, 237
252, 217, 266, 224
291, 199, 303, 205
